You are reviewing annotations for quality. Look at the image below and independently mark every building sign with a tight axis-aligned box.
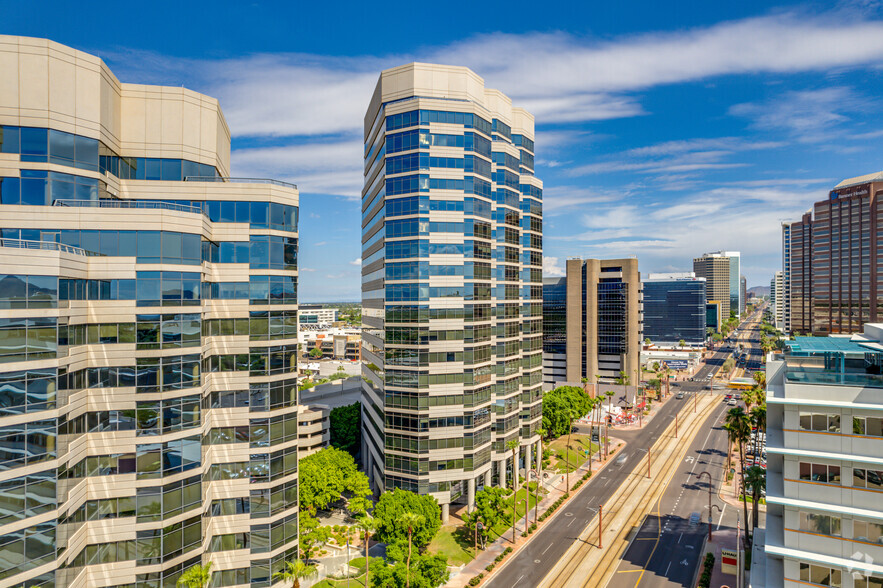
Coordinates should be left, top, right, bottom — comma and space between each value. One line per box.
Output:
721, 548, 738, 574
664, 360, 688, 370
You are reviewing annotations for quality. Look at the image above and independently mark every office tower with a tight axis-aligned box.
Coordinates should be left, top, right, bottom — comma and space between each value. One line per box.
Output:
772, 271, 785, 330
781, 222, 792, 333
740, 275, 747, 314
550, 258, 642, 384
542, 277, 567, 384
0, 36, 300, 588
786, 212, 813, 335
693, 253, 732, 319
641, 273, 706, 346
811, 174, 883, 335
361, 63, 544, 520
706, 301, 722, 333
764, 325, 883, 587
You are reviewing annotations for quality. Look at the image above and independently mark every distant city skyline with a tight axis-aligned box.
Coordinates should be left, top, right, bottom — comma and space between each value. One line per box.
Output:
9, 1, 883, 299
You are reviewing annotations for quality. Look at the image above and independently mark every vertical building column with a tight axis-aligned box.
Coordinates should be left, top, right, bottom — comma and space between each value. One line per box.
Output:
525, 443, 532, 479
441, 502, 449, 524
513, 446, 520, 489
484, 469, 492, 488
536, 440, 542, 474
499, 459, 507, 489
467, 478, 476, 513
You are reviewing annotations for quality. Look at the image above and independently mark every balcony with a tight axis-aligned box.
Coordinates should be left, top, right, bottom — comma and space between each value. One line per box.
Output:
184, 176, 298, 190
0, 238, 96, 256
54, 198, 207, 216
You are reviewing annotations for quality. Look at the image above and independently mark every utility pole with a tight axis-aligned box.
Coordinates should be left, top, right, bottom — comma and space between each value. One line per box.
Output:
598, 504, 603, 549
698, 471, 713, 541
646, 447, 651, 479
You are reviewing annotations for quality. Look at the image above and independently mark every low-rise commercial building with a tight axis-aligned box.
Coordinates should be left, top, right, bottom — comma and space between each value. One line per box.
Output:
299, 303, 338, 325
764, 325, 883, 586
300, 327, 361, 361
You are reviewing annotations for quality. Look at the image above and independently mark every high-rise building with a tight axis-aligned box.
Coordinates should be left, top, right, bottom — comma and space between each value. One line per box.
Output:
542, 277, 567, 384
785, 212, 813, 335
764, 325, 883, 587
547, 258, 642, 384
693, 253, 732, 319
360, 63, 544, 520
781, 222, 792, 333
772, 271, 785, 330
811, 174, 883, 335
641, 273, 706, 346
0, 36, 301, 587
740, 274, 747, 314
706, 301, 722, 333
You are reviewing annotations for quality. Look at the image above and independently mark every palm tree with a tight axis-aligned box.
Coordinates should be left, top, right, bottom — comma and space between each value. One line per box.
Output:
273, 560, 317, 588
722, 422, 735, 473
535, 428, 546, 525
398, 512, 425, 588
726, 407, 753, 548
178, 562, 212, 588
564, 411, 576, 494
507, 438, 520, 491
354, 515, 376, 588
752, 370, 766, 390
507, 438, 521, 543
744, 466, 766, 531
751, 405, 766, 458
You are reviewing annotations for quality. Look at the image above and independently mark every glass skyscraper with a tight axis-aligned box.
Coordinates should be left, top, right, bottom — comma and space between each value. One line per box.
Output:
642, 273, 707, 345
0, 36, 299, 588
361, 64, 543, 520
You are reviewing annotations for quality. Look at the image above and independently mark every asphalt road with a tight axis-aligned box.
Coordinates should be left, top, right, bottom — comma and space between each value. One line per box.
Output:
606, 309, 766, 588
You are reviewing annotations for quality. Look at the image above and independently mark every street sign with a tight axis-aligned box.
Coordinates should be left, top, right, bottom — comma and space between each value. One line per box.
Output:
664, 360, 689, 370
721, 548, 739, 574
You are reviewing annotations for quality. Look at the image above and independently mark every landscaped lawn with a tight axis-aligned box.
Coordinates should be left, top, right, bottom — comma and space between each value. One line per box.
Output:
427, 524, 475, 566
548, 435, 599, 473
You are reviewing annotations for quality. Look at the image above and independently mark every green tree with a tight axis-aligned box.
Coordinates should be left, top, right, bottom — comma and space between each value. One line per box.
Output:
329, 402, 361, 456
744, 466, 766, 531
751, 405, 766, 457
541, 386, 592, 439
177, 562, 212, 588
721, 357, 735, 375
373, 489, 441, 550
273, 560, 317, 588
644, 337, 651, 346
299, 512, 331, 560
398, 512, 425, 588
371, 553, 449, 588
355, 515, 377, 588
308, 346, 323, 359
299, 447, 372, 516
464, 486, 507, 546
679, 339, 686, 348
726, 407, 753, 548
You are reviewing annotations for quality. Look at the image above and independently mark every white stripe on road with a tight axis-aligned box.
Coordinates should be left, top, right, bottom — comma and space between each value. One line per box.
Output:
665, 562, 672, 576
717, 503, 727, 530
542, 543, 553, 555
513, 574, 524, 586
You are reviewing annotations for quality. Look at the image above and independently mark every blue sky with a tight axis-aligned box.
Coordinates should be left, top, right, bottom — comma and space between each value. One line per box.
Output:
6, 0, 883, 300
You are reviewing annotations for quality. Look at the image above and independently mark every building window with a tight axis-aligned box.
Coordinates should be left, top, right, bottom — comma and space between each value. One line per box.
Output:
799, 563, 841, 587
855, 575, 883, 588
799, 412, 841, 433
852, 417, 883, 437
798, 511, 841, 536
799, 462, 841, 484
853, 468, 883, 490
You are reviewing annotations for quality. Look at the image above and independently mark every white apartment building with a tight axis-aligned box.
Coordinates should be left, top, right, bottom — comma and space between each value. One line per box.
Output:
765, 325, 883, 587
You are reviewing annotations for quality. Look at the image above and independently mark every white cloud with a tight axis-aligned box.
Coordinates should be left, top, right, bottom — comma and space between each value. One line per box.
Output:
349, 258, 362, 266
729, 86, 874, 143
543, 256, 566, 277
300, 267, 316, 272
314, 241, 327, 246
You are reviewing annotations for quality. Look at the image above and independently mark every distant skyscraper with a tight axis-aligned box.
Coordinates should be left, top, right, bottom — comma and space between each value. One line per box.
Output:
693, 253, 732, 319
542, 277, 567, 384
0, 36, 300, 587
784, 212, 813, 335
361, 63, 543, 520
781, 222, 792, 333
740, 275, 747, 314
642, 273, 706, 346
772, 270, 785, 330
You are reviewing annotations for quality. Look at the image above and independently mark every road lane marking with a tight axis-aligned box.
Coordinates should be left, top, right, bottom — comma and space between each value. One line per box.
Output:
717, 503, 727, 530
542, 543, 553, 555
513, 574, 524, 586
677, 532, 683, 543
665, 562, 672, 576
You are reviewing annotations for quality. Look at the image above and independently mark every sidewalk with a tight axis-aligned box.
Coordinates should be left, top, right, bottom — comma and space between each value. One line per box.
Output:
702, 527, 739, 588
444, 443, 622, 588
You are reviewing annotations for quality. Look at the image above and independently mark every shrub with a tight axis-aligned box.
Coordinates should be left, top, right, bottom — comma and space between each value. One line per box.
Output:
485, 564, 495, 572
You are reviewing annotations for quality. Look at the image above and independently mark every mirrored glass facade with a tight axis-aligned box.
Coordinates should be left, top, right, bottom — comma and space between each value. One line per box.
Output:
642, 276, 706, 345
0, 36, 299, 588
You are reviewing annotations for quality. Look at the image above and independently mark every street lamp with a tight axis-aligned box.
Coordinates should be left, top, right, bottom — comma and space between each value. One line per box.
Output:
529, 468, 540, 528
697, 471, 714, 541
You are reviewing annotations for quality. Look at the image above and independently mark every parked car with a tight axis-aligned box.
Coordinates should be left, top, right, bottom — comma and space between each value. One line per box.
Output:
676, 391, 685, 399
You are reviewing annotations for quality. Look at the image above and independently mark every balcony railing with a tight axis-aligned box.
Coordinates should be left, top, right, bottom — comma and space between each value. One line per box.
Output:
785, 368, 883, 388
184, 176, 298, 190
53, 199, 206, 216
0, 238, 95, 256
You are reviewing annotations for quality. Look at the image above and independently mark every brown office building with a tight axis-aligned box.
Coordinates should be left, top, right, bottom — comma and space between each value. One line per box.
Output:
554, 258, 641, 383
782, 212, 813, 334
812, 173, 883, 334
781, 172, 883, 335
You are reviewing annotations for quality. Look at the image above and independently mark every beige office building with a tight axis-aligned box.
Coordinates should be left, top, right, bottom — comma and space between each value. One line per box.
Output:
0, 36, 299, 588
545, 258, 641, 384
694, 253, 733, 320
361, 64, 544, 519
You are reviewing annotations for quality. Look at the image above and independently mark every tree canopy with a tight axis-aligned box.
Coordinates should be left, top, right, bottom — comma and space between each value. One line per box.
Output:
370, 552, 449, 588
329, 402, 361, 456
542, 386, 593, 439
463, 486, 507, 542
299, 447, 372, 515
373, 489, 441, 550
